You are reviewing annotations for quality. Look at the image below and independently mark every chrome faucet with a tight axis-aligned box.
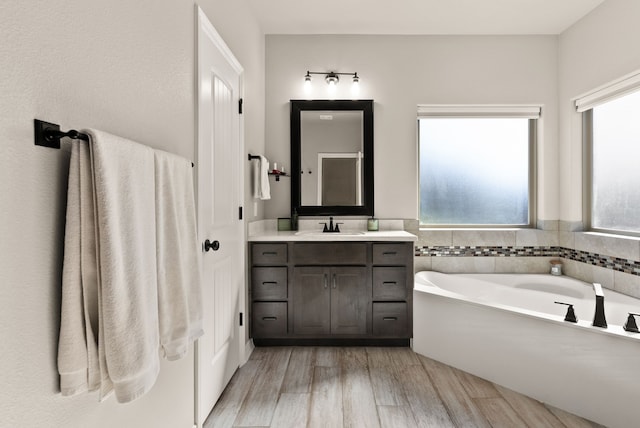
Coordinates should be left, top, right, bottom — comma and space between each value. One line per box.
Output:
592, 283, 607, 328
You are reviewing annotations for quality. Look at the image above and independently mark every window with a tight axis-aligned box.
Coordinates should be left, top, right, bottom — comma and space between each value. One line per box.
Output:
583, 88, 640, 235
417, 106, 538, 227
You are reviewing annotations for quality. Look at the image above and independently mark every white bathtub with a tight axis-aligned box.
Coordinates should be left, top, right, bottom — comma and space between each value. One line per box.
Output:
413, 271, 640, 428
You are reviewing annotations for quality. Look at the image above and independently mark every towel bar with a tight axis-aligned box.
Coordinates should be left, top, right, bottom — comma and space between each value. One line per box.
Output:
248, 153, 288, 181
34, 119, 194, 167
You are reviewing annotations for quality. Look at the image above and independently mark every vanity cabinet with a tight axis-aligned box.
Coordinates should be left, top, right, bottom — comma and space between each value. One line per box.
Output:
292, 266, 368, 335
249, 240, 413, 344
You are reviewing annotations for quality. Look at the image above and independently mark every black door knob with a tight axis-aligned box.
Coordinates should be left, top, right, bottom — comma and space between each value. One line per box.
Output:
204, 239, 220, 252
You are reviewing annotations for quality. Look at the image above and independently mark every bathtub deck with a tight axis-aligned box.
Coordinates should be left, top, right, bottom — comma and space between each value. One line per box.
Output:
204, 347, 601, 428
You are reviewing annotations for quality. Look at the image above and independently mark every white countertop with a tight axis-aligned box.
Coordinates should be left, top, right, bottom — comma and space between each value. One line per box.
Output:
248, 229, 417, 242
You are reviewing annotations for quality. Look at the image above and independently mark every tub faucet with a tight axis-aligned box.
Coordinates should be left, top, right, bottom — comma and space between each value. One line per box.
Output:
592, 283, 607, 328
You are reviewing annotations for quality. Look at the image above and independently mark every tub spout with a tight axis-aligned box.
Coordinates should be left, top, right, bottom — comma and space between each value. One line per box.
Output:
592, 283, 607, 328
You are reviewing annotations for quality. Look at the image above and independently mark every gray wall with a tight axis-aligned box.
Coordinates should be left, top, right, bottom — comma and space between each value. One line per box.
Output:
0, 1, 264, 427
264, 34, 559, 220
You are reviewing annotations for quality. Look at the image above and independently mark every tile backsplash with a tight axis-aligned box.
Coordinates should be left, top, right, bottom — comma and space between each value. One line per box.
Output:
408, 219, 640, 299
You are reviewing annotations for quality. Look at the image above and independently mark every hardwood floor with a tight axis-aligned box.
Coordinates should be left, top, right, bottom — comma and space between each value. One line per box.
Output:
204, 347, 602, 428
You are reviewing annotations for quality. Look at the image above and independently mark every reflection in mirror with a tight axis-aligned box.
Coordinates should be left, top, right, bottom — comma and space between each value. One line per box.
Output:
291, 100, 374, 217
300, 110, 364, 206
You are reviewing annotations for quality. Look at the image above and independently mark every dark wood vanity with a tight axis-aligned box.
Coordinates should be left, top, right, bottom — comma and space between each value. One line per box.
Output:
249, 240, 413, 345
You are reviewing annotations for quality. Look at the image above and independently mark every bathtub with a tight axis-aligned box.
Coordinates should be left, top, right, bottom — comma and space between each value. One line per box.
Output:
413, 271, 640, 428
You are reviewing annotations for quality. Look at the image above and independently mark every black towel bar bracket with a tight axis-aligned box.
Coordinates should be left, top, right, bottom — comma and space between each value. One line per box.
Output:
34, 119, 89, 149
34, 119, 194, 167
248, 154, 260, 161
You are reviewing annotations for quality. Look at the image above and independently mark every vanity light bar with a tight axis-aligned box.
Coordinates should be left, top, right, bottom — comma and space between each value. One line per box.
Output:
304, 71, 360, 86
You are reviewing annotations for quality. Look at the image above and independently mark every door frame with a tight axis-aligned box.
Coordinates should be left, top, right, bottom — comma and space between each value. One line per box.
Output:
316, 151, 363, 205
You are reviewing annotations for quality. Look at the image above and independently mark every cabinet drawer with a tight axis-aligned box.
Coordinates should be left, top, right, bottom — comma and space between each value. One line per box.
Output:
372, 243, 409, 265
372, 302, 408, 337
252, 267, 287, 300
372, 267, 407, 300
252, 243, 287, 265
252, 302, 287, 337
292, 243, 367, 265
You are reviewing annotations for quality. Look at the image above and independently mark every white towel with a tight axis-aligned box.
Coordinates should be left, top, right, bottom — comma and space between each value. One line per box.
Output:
154, 150, 204, 361
58, 141, 101, 396
253, 155, 271, 200
87, 129, 160, 403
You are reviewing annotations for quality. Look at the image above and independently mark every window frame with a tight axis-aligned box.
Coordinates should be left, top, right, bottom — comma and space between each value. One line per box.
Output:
582, 106, 640, 238
417, 110, 537, 229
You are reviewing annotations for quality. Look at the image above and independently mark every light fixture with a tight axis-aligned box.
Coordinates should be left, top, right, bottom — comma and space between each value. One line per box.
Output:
304, 71, 312, 93
304, 70, 361, 88
325, 72, 339, 86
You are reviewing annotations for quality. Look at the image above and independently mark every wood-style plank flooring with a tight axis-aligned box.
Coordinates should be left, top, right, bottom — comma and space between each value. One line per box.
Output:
204, 347, 602, 428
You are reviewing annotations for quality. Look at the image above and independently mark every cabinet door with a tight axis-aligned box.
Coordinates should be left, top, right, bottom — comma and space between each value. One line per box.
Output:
330, 267, 368, 335
292, 267, 331, 335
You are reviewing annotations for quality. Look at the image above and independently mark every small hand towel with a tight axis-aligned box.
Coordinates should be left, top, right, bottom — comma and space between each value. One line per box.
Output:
86, 129, 160, 403
253, 155, 271, 200
154, 149, 204, 361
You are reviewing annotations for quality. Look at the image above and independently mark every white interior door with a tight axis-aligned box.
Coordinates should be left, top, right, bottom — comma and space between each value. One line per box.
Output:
196, 7, 244, 427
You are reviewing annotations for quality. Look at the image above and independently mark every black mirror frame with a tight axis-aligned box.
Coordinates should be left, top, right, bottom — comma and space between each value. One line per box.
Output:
291, 99, 374, 217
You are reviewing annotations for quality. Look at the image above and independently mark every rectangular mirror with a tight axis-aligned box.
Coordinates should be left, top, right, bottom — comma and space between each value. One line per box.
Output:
291, 100, 374, 216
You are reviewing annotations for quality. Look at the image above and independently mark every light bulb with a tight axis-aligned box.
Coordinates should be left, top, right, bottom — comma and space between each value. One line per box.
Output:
351, 74, 360, 96
303, 72, 312, 93
325, 72, 339, 86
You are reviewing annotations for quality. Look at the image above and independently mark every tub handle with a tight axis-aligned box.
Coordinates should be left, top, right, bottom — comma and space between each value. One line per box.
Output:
554, 301, 578, 323
624, 313, 640, 333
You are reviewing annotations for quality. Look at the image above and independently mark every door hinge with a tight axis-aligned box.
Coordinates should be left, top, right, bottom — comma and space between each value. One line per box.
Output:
239, 206, 243, 220
239, 312, 243, 326
239, 98, 243, 114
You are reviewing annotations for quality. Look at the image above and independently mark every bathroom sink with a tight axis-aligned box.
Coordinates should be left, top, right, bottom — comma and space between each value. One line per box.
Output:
294, 230, 366, 236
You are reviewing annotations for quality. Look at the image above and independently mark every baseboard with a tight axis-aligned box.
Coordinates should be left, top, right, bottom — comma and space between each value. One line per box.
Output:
242, 339, 255, 364
253, 338, 410, 347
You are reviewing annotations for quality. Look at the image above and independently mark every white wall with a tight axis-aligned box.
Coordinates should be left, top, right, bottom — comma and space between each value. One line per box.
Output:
264, 35, 559, 221
559, 0, 640, 222
553, 0, 640, 298
0, 1, 264, 427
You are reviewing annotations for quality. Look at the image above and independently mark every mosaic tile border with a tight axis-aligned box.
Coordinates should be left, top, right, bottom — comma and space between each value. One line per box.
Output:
415, 245, 640, 276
